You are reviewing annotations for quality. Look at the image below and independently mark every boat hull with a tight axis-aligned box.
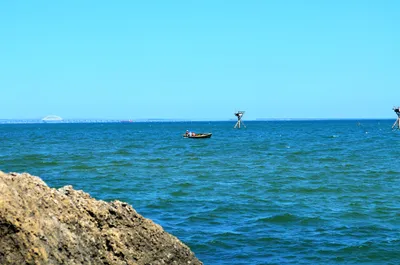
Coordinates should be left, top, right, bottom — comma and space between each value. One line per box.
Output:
183, 133, 212, 139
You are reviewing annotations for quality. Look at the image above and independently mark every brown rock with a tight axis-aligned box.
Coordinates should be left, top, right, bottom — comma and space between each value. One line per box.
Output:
0, 171, 203, 265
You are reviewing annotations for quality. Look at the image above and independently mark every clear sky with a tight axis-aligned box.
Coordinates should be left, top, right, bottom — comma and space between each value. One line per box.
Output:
1, 1, 399, 120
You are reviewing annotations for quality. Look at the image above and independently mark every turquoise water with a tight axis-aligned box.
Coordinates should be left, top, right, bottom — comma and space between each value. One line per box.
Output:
1, 120, 400, 264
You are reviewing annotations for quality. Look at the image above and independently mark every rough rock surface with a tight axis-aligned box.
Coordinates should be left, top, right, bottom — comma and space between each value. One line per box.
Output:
0, 171, 203, 265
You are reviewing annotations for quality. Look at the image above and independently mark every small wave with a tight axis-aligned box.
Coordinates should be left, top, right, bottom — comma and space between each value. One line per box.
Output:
257, 236, 279, 243
383, 170, 399, 175
207, 238, 236, 249
177, 182, 194, 188
257, 213, 298, 223
299, 216, 326, 225
70, 164, 95, 170
21, 154, 47, 161
146, 198, 174, 209
207, 205, 237, 215
186, 215, 221, 225
170, 190, 189, 197
257, 213, 325, 225
114, 149, 130, 155
123, 144, 146, 149
156, 145, 180, 151
338, 241, 374, 253
287, 186, 343, 193
147, 158, 171, 163
291, 150, 314, 155
318, 156, 339, 162
110, 161, 133, 167
40, 160, 59, 166
338, 211, 369, 219
215, 231, 241, 238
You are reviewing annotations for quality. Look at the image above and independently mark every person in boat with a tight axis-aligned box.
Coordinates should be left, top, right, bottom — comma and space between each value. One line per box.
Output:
185, 130, 196, 137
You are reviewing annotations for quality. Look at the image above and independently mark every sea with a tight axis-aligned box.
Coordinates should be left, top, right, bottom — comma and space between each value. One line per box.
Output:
1, 120, 399, 265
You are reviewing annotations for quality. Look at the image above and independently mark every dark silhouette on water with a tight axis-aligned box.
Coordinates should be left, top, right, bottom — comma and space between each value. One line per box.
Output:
234, 111, 246, 129
392, 107, 400, 129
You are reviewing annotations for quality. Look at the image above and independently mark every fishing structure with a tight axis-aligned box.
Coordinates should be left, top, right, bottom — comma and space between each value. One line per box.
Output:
234, 111, 246, 129
392, 107, 400, 130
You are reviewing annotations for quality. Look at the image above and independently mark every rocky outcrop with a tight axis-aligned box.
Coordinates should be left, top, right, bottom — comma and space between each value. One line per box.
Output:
0, 171, 202, 265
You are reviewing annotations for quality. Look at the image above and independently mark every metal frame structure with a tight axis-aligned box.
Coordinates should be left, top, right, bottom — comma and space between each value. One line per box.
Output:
392, 107, 400, 130
234, 111, 246, 129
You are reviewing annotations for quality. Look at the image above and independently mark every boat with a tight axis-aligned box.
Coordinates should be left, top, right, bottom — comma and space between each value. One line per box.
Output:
183, 133, 212, 139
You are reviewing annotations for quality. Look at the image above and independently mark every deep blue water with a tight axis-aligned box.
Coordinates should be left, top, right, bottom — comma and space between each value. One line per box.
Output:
1, 120, 400, 264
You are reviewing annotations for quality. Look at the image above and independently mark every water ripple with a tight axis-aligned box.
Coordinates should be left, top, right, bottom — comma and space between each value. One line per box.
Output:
1, 121, 400, 264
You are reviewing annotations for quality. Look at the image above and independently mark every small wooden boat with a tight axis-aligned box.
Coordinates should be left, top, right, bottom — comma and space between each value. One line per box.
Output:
183, 133, 212, 139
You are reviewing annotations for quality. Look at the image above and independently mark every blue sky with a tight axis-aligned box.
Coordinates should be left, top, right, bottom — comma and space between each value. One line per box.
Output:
1, 1, 399, 120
